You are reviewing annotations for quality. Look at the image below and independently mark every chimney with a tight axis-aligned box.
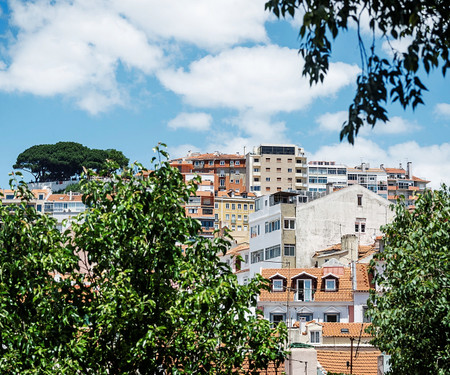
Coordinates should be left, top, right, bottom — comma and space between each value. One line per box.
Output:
361, 162, 366, 171
326, 182, 334, 195
399, 162, 402, 170
380, 163, 384, 170
407, 162, 412, 179
342, 234, 359, 262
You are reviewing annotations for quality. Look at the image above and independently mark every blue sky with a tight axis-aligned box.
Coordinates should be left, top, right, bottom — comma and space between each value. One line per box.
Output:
0, 0, 449, 189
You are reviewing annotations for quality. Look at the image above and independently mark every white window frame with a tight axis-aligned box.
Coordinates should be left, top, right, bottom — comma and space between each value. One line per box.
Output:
310, 331, 320, 344
325, 279, 336, 291
272, 279, 284, 292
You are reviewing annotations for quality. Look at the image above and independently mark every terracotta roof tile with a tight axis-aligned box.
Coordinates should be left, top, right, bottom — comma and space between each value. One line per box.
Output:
47, 194, 83, 202
187, 153, 245, 160
317, 349, 381, 375
412, 175, 430, 183
321, 322, 372, 338
384, 168, 406, 174
260, 268, 353, 302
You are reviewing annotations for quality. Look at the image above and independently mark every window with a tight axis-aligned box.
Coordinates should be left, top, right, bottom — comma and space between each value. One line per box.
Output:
214, 214, 218, 221
188, 208, 198, 214
277, 187, 282, 191
310, 331, 320, 344
220, 179, 225, 186
284, 219, 295, 230
254, 177, 260, 182
265, 245, 281, 260
357, 194, 363, 206
287, 168, 292, 173
287, 158, 293, 163
231, 214, 236, 223
245, 254, 249, 264
225, 214, 230, 220
266, 187, 271, 191
232, 204, 236, 210
348, 174, 357, 181
226, 203, 230, 209
297, 313, 313, 322
266, 177, 271, 182
214, 203, 219, 209
297, 279, 313, 301
244, 204, 248, 210
266, 167, 271, 172
220, 160, 225, 165
284, 244, 295, 256
250, 225, 260, 238
238, 215, 242, 220
277, 168, 281, 172
266, 158, 271, 162
325, 279, 336, 291
355, 218, 366, 233
324, 313, 340, 322
270, 313, 286, 326
38, 194, 44, 200
243, 215, 248, 222
253, 168, 260, 172
203, 208, 213, 215
235, 160, 240, 165
238, 204, 242, 209
277, 158, 281, 163
277, 177, 281, 182
265, 219, 281, 233
251, 249, 264, 263
250, 204, 254, 210
237, 225, 242, 231
272, 279, 284, 292
254, 158, 259, 163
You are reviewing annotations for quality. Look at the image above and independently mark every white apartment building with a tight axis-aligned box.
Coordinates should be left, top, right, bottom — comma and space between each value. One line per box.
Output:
307, 161, 348, 192
248, 191, 298, 277
347, 163, 388, 198
246, 144, 307, 196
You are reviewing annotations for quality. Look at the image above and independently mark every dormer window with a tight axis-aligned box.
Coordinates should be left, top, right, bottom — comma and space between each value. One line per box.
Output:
325, 279, 336, 291
272, 279, 284, 292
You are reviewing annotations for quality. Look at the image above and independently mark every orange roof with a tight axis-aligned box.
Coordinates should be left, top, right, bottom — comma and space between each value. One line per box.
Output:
225, 243, 250, 257
321, 322, 372, 338
187, 153, 245, 160
384, 168, 405, 174
1, 188, 50, 199
317, 349, 381, 375
193, 191, 214, 197
355, 264, 372, 291
47, 194, 83, 202
260, 268, 353, 302
412, 176, 430, 183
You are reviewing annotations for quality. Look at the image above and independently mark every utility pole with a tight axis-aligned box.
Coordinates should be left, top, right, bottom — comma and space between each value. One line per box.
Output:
350, 337, 354, 374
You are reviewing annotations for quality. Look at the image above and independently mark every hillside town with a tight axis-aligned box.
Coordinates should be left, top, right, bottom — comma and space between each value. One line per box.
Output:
1, 143, 433, 374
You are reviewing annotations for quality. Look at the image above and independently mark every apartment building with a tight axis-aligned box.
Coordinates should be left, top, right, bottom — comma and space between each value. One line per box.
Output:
307, 161, 347, 192
246, 144, 307, 196
0, 188, 51, 212
248, 191, 299, 277
347, 163, 388, 197
185, 152, 246, 192
214, 190, 256, 243
384, 162, 429, 208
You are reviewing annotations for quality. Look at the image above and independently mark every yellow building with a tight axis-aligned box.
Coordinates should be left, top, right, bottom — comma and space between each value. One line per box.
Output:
214, 190, 256, 244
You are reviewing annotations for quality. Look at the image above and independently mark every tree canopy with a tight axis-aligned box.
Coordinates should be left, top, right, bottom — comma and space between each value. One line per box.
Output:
13, 142, 129, 182
0, 145, 287, 374
367, 187, 450, 375
265, 0, 450, 143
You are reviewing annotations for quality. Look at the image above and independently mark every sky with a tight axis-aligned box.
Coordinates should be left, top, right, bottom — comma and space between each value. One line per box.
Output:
0, 0, 449, 189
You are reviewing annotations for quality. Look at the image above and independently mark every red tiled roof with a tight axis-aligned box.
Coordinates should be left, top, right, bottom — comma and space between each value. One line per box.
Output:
317, 349, 381, 375
384, 168, 405, 174
47, 194, 83, 202
412, 176, 430, 183
187, 153, 245, 160
260, 268, 353, 302
321, 322, 372, 338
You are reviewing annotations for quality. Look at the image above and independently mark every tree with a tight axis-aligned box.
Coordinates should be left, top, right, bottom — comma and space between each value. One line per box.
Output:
265, 0, 450, 143
0, 176, 85, 374
1, 146, 287, 374
367, 187, 450, 375
13, 142, 129, 182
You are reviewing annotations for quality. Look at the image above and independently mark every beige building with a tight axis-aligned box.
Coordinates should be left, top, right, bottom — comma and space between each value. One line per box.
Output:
246, 144, 307, 196
214, 190, 256, 243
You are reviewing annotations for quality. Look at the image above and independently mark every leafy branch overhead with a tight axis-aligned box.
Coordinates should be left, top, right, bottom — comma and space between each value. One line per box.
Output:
265, 0, 450, 143
13, 142, 129, 182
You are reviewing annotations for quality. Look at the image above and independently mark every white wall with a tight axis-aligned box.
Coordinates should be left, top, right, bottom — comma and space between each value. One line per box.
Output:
295, 185, 394, 267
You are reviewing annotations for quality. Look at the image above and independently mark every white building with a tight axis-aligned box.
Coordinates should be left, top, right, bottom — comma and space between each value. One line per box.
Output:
295, 184, 393, 267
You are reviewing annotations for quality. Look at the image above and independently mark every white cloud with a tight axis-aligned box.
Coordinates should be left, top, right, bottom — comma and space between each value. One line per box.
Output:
382, 36, 413, 57
0, 0, 269, 113
168, 112, 212, 131
310, 138, 450, 189
113, 0, 269, 51
434, 103, 450, 118
168, 144, 201, 159
158, 45, 359, 114
316, 111, 347, 132
316, 111, 420, 136
0, 0, 164, 113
